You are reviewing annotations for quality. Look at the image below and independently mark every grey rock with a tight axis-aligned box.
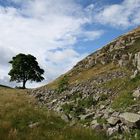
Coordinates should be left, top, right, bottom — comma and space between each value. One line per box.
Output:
107, 117, 120, 126
91, 123, 103, 131
29, 122, 40, 128
79, 112, 94, 121
119, 112, 140, 128
133, 89, 140, 99
107, 124, 121, 136
61, 114, 70, 122
134, 52, 140, 71
131, 70, 138, 79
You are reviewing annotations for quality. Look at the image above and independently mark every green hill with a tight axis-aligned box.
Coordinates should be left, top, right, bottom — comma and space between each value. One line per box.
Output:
32, 26, 140, 140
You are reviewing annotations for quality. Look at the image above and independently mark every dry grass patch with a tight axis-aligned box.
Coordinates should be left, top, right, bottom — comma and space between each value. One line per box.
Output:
0, 87, 107, 140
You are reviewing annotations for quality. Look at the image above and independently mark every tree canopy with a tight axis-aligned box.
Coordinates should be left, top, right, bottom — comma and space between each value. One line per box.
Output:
8, 53, 44, 89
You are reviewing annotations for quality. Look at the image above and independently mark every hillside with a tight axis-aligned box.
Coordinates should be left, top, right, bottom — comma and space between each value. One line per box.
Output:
32, 26, 140, 139
0, 86, 107, 140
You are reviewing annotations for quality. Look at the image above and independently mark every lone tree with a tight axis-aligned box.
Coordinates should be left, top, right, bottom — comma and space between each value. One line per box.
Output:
8, 53, 44, 89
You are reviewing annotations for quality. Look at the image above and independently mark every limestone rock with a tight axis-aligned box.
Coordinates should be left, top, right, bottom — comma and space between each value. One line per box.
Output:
61, 114, 70, 122
107, 117, 120, 126
131, 70, 138, 79
133, 89, 140, 99
107, 125, 120, 136
119, 112, 140, 128
79, 112, 94, 121
29, 122, 40, 128
134, 52, 140, 71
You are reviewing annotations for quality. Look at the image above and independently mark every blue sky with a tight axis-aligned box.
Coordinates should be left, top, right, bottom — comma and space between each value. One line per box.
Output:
0, 0, 140, 88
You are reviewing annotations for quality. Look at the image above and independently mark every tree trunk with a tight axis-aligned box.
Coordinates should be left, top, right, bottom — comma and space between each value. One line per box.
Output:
22, 80, 26, 89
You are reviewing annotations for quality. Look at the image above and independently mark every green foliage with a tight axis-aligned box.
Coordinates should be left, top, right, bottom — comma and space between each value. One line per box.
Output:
100, 94, 108, 101
62, 103, 74, 114
111, 74, 140, 111
8, 53, 44, 88
62, 103, 85, 117
97, 118, 107, 125
71, 92, 82, 101
112, 91, 135, 111
57, 75, 69, 93
78, 97, 97, 108
130, 74, 140, 83
73, 106, 85, 117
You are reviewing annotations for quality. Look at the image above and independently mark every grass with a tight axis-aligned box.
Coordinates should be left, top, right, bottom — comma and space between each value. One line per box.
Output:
45, 63, 118, 89
112, 91, 135, 111
111, 75, 140, 111
0, 84, 12, 88
0, 87, 107, 140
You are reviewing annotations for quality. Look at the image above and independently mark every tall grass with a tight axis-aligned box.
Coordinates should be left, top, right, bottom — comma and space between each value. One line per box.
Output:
0, 87, 107, 140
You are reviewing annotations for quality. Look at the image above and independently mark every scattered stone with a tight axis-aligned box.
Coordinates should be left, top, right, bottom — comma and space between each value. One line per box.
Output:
134, 52, 140, 71
80, 112, 94, 121
131, 70, 138, 79
107, 117, 120, 126
133, 89, 140, 99
61, 114, 70, 122
29, 122, 40, 128
119, 112, 140, 128
91, 123, 103, 131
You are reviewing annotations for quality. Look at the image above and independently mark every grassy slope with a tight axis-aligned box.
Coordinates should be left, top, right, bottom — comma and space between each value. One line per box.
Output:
0, 85, 12, 88
44, 27, 140, 90
0, 87, 107, 140
42, 27, 140, 113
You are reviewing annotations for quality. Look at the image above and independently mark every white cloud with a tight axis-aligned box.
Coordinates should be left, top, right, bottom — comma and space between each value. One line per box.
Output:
0, 0, 101, 88
83, 30, 104, 41
94, 0, 140, 27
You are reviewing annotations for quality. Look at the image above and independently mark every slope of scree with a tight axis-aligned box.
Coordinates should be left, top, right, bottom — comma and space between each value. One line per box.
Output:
31, 26, 140, 139
0, 86, 107, 140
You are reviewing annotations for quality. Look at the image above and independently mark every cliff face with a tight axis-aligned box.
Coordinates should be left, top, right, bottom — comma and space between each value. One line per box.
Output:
31, 26, 140, 139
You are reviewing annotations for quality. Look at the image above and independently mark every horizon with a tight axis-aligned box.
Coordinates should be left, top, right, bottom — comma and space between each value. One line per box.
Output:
0, 0, 140, 88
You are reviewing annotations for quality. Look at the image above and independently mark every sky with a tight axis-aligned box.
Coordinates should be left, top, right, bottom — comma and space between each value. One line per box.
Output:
0, 0, 140, 88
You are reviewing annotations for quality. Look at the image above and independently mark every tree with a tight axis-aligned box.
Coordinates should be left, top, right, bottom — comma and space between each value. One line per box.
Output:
8, 53, 44, 89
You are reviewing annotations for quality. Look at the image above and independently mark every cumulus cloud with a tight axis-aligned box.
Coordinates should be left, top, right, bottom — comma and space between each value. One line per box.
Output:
94, 0, 140, 27
0, 0, 102, 88
2, 0, 139, 88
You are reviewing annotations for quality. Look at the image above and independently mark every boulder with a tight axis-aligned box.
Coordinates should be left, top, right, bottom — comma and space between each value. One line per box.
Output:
133, 89, 140, 99
79, 112, 94, 121
131, 70, 138, 79
134, 52, 140, 71
91, 120, 103, 131
119, 112, 140, 128
29, 122, 40, 128
61, 114, 70, 122
91, 120, 98, 126
107, 125, 120, 136
107, 117, 120, 126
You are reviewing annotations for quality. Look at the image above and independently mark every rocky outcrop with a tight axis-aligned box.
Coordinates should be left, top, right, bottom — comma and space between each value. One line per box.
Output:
119, 112, 140, 128
31, 26, 140, 139
134, 52, 140, 71
133, 88, 140, 99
